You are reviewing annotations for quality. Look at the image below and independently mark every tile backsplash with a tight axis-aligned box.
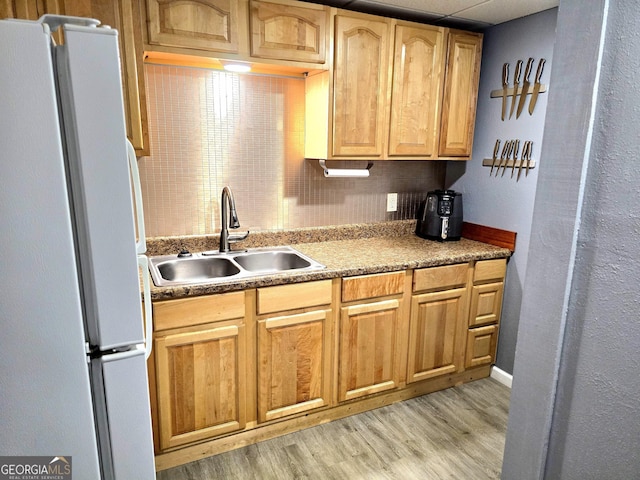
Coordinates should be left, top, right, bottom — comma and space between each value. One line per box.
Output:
139, 64, 445, 237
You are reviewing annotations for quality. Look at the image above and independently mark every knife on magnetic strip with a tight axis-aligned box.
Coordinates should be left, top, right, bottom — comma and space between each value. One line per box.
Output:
528, 58, 546, 115
496, 140, 511, 177
510, 139, 520, 178
502, 140, 515, 177
516, 58, 534, 119
517, 141, 529, 181
490, 139, 501, 176
509, 60, 523, 119
501, 63, 509, 121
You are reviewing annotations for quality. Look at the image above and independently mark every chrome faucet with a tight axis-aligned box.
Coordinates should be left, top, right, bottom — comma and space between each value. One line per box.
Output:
219, 186, 249, 253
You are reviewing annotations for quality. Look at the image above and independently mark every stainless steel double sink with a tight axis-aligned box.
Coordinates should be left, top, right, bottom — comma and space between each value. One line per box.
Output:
148, 246, 325, 287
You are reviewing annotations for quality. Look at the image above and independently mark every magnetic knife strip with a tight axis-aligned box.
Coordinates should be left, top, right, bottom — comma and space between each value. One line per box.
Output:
482, 139, 536, 180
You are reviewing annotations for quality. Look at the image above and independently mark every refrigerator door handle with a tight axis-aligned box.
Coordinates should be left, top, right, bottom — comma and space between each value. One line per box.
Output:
138, 255, 153, 359
128, 140, 146, 256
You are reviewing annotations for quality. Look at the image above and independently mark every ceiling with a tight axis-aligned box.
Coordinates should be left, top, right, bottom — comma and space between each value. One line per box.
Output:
312, 0, 559, 31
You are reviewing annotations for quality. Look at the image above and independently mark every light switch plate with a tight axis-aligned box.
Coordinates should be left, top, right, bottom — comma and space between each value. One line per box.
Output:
387, 193, 398, 212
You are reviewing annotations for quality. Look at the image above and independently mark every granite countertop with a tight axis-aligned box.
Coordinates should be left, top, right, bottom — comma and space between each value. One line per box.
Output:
147, 220, 511, 301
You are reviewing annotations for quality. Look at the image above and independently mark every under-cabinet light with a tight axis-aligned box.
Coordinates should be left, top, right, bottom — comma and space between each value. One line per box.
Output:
221, 62, 251, 73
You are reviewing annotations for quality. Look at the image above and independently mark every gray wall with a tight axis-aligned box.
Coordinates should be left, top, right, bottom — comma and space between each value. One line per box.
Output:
446, 9, 558, 374
502, 0, 640, 477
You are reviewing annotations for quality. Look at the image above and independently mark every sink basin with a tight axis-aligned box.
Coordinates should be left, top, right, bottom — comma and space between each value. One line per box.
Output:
148, 246, 325, 287
156, 256, 240, 283
233, 251, 311, 272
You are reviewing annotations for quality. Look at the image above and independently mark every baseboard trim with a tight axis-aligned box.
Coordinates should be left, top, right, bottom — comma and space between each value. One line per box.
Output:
490, 366, 513, 388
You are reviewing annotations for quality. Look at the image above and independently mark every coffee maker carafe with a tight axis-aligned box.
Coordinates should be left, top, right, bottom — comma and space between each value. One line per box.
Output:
416, 190, 463, 241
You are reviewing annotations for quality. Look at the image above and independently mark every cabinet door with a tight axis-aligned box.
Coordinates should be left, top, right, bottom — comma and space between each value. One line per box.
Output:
72, 0, 150, 155
0, 0, 61, 18
388, 24, 445, 158
439, 30, 482, 158
469, 281, 504, 327
466, 324, 498, 368
250, 0, 328, 64
258, 309, 332, 422
155, 324, 246, 449
332, 15, 389, 157
338, 299, 401, 401
146, 0, 241, 53
5, 0, 150, 155
407, 288, 467, 383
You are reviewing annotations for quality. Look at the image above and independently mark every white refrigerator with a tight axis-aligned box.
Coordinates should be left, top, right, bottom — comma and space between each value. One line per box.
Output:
0, 15, 155, 479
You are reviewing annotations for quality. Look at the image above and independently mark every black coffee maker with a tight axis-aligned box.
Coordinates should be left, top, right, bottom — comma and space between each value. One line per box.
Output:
416, 190, 463, 241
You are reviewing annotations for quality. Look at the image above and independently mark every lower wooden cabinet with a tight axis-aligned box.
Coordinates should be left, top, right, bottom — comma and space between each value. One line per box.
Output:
150, 259, 508, 463
339, 299, 403, 401
257, 308, 332, 422
152, 292, 247, 450
407, 263, 469, 383
155, 321, 246, 449
465, 259, 507, 367
407, 287, 467, 382
338, 271, 406, 402
256, 280, 333, 422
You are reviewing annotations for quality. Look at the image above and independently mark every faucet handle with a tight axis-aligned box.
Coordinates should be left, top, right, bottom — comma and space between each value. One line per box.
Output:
228, 230, 250, 244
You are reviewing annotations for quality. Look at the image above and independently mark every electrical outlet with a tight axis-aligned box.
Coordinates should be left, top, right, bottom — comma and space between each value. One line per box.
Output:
387, 193, 398, 212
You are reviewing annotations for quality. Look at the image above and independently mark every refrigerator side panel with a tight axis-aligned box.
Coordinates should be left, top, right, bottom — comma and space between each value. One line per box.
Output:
0, 20, 101, 478
56, 23, 144, 350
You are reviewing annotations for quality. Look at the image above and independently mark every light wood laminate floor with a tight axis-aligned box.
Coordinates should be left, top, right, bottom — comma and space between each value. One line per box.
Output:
156, 378, 510, 480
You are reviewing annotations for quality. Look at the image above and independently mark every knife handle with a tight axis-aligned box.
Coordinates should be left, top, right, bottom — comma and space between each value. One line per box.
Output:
511, 140, 520, 177
493, 138, 501, 158
514, 60, 523, 84
523, 58, 534, 82
497, 140, 511, 176
502, 63, 509, 87
535, 58, 546, 83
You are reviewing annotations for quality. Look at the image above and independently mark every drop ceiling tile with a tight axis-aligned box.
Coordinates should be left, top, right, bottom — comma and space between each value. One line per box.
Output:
313, 0, 352, 6
348, 0, 487, 15
455, 0, 559, 24
434, 15, 492, 31
347, 0, 445, 22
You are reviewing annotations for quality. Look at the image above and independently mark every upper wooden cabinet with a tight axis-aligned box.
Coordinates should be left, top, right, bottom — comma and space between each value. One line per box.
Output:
146, 0, 243, 53
305, 12, 480, 161
438, 30, 482, 158
388, 24, 446, 158
143, 0, 330, 69
332, 14, 390, 158
249, 0, 328, 64
2, 0, 150, 155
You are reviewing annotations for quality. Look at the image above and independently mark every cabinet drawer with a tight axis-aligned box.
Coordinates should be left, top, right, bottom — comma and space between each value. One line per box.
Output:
342, 271, 405, 302
466, 324, 498, 368
413, 263, 469, 293
473, 258, 507, 284
153, 291, 245, 331
257, 280, 332, 315
469, 282, 504, 327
